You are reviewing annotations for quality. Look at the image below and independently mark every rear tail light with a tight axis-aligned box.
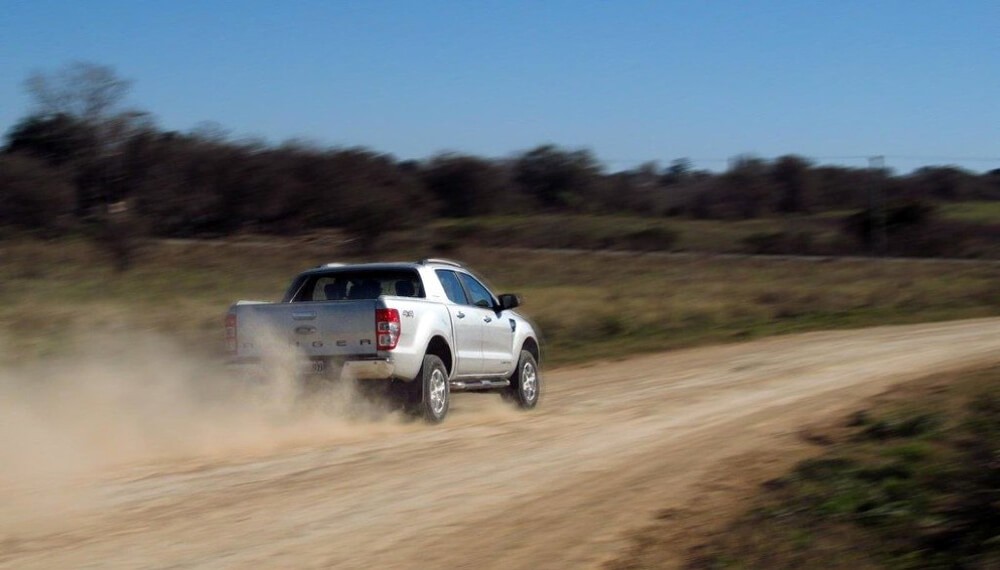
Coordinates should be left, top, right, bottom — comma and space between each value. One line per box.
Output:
225, 313, 237, 354
375, 308, 400, 350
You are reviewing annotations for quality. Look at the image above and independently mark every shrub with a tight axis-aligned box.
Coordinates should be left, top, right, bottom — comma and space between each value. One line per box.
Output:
843, 199, 938, 254
0, 153, 75, 233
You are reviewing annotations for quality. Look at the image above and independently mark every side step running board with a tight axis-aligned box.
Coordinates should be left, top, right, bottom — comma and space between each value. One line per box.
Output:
450, 379, 510, 391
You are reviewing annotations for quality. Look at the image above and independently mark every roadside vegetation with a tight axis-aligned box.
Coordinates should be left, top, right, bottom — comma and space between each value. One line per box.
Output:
683, 366, 1000, 569
2, 237, 1000, 366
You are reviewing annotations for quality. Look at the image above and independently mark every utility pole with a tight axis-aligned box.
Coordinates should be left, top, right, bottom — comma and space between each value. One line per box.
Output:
868, 155, 887, 256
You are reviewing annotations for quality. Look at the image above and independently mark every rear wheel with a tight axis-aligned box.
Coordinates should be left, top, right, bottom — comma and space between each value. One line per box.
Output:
408, 354, 450, 423
503, 350, 540, 409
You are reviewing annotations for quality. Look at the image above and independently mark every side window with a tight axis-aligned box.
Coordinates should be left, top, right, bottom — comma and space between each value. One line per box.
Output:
436, 270, 468, 304
458, 273, 495, 309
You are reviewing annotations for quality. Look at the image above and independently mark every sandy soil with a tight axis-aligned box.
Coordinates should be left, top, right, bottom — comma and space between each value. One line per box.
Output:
2, 318, 1000, 569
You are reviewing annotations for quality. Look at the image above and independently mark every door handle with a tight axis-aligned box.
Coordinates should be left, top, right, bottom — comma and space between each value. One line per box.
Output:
456, 311, 465, 319
483, 316, 492, 323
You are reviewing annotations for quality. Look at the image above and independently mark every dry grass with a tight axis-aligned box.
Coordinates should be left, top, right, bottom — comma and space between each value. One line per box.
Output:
2, 236, 1000, 365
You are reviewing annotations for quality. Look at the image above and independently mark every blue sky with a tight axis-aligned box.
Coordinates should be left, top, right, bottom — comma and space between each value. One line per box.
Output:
2, 0, 997, 172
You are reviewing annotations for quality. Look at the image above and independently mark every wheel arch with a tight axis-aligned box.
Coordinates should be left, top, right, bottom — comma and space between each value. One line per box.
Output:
522, 336, 540, 365
425, 335, 454, 376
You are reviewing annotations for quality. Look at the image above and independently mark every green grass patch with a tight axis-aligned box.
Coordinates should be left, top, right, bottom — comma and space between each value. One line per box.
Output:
939, 201, 1000, 224
690, 366, 1000, 569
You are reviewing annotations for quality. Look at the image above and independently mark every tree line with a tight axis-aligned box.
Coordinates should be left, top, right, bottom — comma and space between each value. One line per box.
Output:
2, 63, 999, 249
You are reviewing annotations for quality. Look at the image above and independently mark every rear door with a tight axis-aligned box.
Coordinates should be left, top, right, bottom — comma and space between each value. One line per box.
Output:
435, 269, 483, 376
457, 272, 515, 376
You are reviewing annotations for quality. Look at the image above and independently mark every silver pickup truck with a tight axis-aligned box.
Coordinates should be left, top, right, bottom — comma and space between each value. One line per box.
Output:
226, 259, 541, 422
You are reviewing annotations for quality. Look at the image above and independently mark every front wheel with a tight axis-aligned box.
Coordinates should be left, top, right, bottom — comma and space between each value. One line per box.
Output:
409, 354, 450, 423
503, 350, 541, 409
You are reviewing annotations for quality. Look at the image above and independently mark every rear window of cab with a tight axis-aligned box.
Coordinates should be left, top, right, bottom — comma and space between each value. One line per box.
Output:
285, 270, 425, 302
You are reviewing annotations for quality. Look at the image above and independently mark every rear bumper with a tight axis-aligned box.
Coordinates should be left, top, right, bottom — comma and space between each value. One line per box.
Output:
342, 359, 395, 379
226, 357, 396, 380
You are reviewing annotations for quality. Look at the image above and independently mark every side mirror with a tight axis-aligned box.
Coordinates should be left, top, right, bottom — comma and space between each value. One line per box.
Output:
498, 293, 521, 311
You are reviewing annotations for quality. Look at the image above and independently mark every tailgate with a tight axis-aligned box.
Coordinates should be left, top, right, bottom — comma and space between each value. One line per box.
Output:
235, 300, 379, 358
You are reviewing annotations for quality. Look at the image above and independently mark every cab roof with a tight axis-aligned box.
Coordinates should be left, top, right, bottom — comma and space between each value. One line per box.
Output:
298, 258, 466, 276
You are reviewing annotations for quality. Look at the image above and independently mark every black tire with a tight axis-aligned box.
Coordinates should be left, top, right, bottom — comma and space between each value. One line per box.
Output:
409, 354, 450, 423
503, 350, 541, 409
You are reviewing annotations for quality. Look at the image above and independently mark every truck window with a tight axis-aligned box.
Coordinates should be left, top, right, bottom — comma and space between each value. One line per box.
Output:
435, 270, 469, 304
289, 270, 424, 302
457, 273, 496, 309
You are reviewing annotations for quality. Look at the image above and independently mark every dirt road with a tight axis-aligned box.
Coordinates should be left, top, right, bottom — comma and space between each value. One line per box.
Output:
3, 319, 1000, 569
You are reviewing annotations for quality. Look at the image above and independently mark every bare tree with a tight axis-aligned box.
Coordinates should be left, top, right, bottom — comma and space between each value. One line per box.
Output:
25, 62, 132, 122
24, 62, 147, 270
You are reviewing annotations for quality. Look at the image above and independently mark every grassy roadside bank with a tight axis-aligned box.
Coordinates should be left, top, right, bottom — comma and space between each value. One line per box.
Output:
1, 237, 1000, 365
668, 365, 1000, 570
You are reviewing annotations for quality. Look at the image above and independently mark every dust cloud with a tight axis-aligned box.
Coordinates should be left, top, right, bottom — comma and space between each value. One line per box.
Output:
0, 329, 411, 526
